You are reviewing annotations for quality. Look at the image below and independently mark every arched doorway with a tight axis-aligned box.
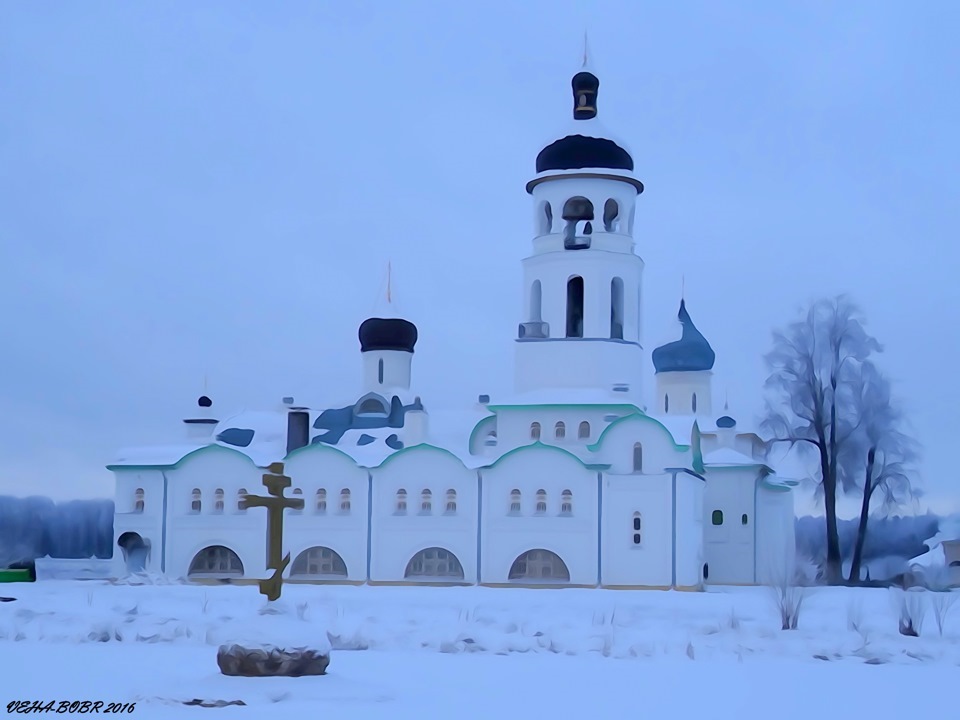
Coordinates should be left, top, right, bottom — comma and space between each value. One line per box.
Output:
188, 545, 243, 579
290, 546, 348, 580
508, 549, 570, 582
404, 547, 465, 581
117, 532, 150, 574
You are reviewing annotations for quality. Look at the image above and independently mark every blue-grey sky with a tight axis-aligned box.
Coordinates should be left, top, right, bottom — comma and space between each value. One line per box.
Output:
1, 2, 957, 515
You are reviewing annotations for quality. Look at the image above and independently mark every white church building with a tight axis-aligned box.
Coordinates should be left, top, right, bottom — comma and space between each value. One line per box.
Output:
109, 57, 796, 590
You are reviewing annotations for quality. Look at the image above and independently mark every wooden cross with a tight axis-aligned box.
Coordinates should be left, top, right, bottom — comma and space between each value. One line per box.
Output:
243, 462, 304, 601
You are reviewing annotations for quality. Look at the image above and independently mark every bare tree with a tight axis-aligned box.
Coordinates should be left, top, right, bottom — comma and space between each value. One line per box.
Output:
763, 296, 881, 584
844, 361, 920, 583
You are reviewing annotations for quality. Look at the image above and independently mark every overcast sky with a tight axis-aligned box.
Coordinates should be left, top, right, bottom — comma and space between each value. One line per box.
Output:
1, 2, 957, 516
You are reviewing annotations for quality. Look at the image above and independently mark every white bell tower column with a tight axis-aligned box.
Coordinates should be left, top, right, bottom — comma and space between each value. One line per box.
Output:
514, 58, 646, 401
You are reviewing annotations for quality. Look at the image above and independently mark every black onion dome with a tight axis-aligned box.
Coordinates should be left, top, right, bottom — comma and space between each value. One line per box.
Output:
359, 318, 418, 353
536, 135, 633, 173
198, 395, 213, 408
652, 300, 716, 373
534, 68, 634, 174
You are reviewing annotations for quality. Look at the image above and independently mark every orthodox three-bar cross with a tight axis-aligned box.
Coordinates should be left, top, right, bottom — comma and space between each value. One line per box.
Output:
244, 462, 304, 601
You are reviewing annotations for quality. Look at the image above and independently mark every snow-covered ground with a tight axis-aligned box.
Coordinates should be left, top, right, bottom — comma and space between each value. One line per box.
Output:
2, 581, 958, 718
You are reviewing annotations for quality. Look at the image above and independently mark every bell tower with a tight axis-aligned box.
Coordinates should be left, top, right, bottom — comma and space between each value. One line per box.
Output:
515, 52, 646, 401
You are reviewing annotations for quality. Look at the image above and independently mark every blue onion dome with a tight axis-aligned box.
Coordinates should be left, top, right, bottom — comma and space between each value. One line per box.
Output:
652, 300, 716, 373
716, 415, 736, 429
358, 318, 418, 353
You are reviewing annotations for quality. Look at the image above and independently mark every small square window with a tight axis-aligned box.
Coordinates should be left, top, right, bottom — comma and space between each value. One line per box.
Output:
712, 510, 724, 526
633, 533, 641, 545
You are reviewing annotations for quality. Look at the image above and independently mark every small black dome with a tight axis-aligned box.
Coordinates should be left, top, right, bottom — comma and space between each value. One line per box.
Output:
198, 395, 213, 408
359, 318, 418, 353
536, 135, 634, 173
716, 415, 737, 429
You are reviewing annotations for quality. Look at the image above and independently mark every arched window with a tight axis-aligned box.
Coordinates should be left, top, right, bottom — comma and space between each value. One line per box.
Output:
610, 277, 624, 339
378, 358, 384, 384
632, 512, 642, 545
358, 397, 387, 415
633, 443, 643, 472
117, 532, 149, 574
420, 489, 432, 513
214, 488, 224, 513
509, 489, 521, 514
603, 198, 620, 232
627, 203, 637, 235
445, 489, 457, 513
405, 547, 465, 580
560, 489, 572, 514
535, 489, 547, 514
396, 489, 407, 513
237, 488, 248, 512
555, 421, 566, 440
291, 487, 302, 512
188, 545, 243, 578
539, 202, 553, 235
578, 421, 590, 439
712, 510, 724, 526
692, 393, 698, 413
291, 546, 347, 579
190, 488, 201, 513
339, 488, 351, 512
530, 421, 541, 440
664, 394, 670, 413
562, 196, 594, 245
316, 488, 327, 513
566, 276, 584, 337
529, 280, 542, 322
741, 513, 749, 526
134, 488, 144, 513
508, 549, 570, 581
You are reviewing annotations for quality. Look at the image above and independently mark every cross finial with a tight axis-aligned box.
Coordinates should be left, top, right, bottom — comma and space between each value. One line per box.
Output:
724, 389, 729, 411
681, 274, 685, 300
582, 31, 590, 68
387, 260, 392, 305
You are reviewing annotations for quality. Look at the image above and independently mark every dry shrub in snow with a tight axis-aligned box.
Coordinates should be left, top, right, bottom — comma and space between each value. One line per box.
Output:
765, 553, 810, 631
929, 591, 958, 637
890, 587, 927, 637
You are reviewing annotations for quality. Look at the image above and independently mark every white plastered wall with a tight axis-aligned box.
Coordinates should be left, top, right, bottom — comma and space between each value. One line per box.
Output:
369, 446, 478, 583
479, 446, 598, 585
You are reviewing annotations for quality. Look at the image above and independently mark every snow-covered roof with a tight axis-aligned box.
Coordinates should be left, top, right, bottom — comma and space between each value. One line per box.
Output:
647, 414, 695, 446
910, 544, 946, 568
109, 444, 207, 468
702, 447, 762, 467
486, 388, 642, 408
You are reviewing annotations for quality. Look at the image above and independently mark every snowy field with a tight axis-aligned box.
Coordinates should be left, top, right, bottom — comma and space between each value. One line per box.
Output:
2, 581, 958, 718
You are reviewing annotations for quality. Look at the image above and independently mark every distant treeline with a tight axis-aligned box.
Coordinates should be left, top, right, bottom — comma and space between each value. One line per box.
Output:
0, 496, 114, 566
0, 495, 950, 569
796, 513, 942, 564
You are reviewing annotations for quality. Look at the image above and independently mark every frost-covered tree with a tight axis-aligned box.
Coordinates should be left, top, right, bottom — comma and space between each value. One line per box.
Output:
844, 361, 920, 583
763, 296, 881, 584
